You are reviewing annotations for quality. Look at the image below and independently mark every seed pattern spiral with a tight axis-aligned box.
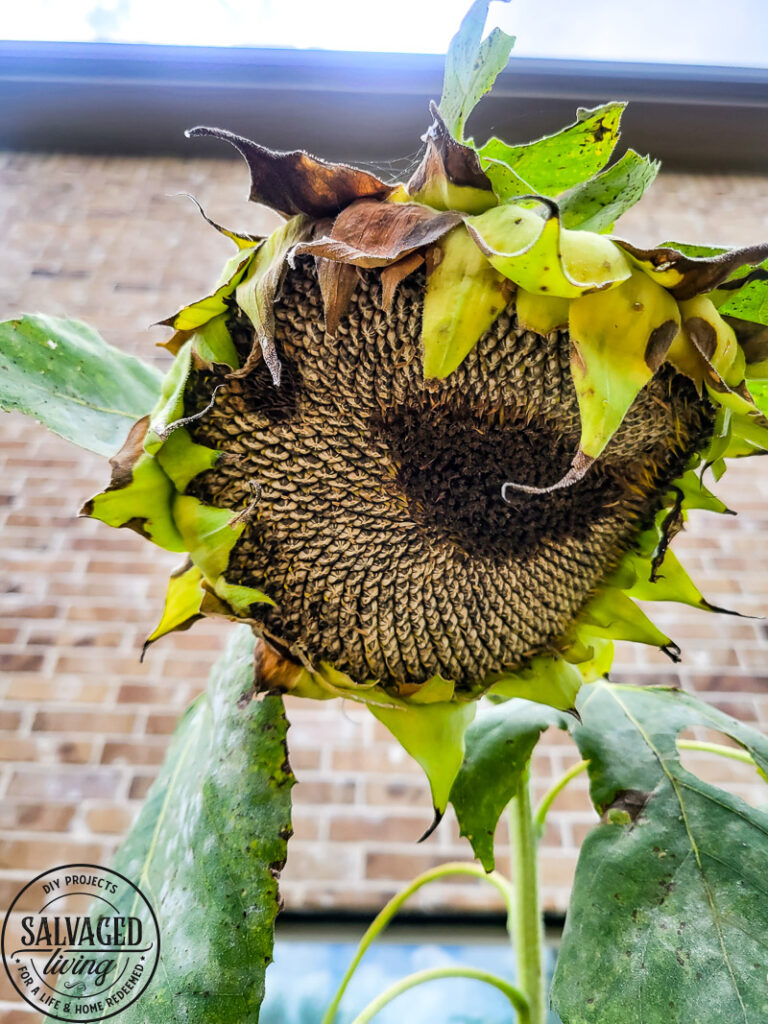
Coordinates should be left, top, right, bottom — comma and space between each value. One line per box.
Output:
185, 260, 712, 689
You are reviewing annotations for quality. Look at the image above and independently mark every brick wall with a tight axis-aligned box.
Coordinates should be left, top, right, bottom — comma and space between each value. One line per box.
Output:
2, 152, 768, 1016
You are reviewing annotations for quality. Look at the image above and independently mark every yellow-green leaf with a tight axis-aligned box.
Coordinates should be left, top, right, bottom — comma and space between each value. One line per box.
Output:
569, 269, 680, 460
421, 224, 509, 378
369, 700, 477, 817
479, 102, 626, 196
86, 453, 185, 552
466, 202, 631, 298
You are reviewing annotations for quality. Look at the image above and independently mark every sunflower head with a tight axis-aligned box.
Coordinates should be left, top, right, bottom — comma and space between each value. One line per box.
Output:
81, 0, 768, 816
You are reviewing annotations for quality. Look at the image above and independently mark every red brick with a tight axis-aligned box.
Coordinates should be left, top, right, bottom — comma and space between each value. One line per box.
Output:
0, 838, 104, 870
101, 739, 168, 766
0, 801, 76, 831
128, 773, 157, 799
0, 654, 43, 672
32, 710, 136, 733
6, 769, 120, 801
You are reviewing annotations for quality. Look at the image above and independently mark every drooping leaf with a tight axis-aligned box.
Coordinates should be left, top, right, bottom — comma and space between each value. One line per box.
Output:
479, 102, 626, 197
438, 0, 515, 142
466, 200, 632, 298
179, 191, 265, 250
370, 698, 477, 822
83, 417, 185, 552
186, 126, 393, 217
160, 245, 259, 331
559, 150, 660, 233
380, 252, 425, 311
290, 199, 461, 329
578, 585, 677, 657
568, 269, 681, 459
108, 626, 294, 1024
450, 699, 568, 871
421, 224, 509, 378
0, 314, 161, 456
552, 680, 768, 1024
144, 561, 270, 653
616, 238, 768, 300
484, 653, 584, 709
235, 214, 314, 382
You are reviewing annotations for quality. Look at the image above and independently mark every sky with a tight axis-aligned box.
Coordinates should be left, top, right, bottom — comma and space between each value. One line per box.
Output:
1, 0, 767, 68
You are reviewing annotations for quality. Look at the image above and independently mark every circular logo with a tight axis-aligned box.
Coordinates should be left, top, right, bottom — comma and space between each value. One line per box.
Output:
2, 863, 160, 1022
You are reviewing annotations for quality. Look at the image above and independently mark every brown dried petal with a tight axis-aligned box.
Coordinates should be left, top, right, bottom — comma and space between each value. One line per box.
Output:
380, 252, 425, 312
724, 317, 768, 365
186, 126, 393, 218
292, 199, 462, 267
104, 415, 150, 491
316, 259, 359, 335
615, 238, 768, 300
407, 102, 493, 196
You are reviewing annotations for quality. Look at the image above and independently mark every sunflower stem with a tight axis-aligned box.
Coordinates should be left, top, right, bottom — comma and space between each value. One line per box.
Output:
348, 966, 530, 1024
509, 762, 547, 1024
321, 861, 515, 1024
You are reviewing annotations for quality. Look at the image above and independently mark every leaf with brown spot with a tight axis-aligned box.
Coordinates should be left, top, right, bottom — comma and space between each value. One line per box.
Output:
186, 126, 393, 218
553, 680, 768, 1024
615, 237, 768, 300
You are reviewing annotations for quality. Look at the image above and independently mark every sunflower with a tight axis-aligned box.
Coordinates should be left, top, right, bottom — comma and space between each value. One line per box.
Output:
80, 1, 768, 816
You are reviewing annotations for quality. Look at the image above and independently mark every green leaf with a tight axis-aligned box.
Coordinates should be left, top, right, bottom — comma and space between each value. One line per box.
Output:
484, 653, 584, 708
479, 102, 626, 197
0, 313, 161, 456
559, 150, 660, 233
421, 224, 509, 378
86, 451, 186, 552
719, 258, 768, 327
369, 699, 477, 818
568, 268, 680, 460
466, 202, 631, 298
438, 0, 515, 142
450, 699, 567, 870
552, 680, 768, 1024
107, 626, 294, 1024
162, 246, 259, 332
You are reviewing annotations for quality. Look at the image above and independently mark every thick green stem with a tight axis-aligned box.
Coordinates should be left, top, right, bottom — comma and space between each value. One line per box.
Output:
349, 966, 530, 1024
509, 764, 547, 1024
322, 861, 515, 1024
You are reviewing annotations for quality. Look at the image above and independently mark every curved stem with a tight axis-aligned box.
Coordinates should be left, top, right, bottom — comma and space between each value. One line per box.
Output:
322, 861, 515, 1024
349, 965, 530, 1024
534, 759, 589, 836
533, 741, 757, 837
678, 739, 756, 766
508, 765, 546, 1024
